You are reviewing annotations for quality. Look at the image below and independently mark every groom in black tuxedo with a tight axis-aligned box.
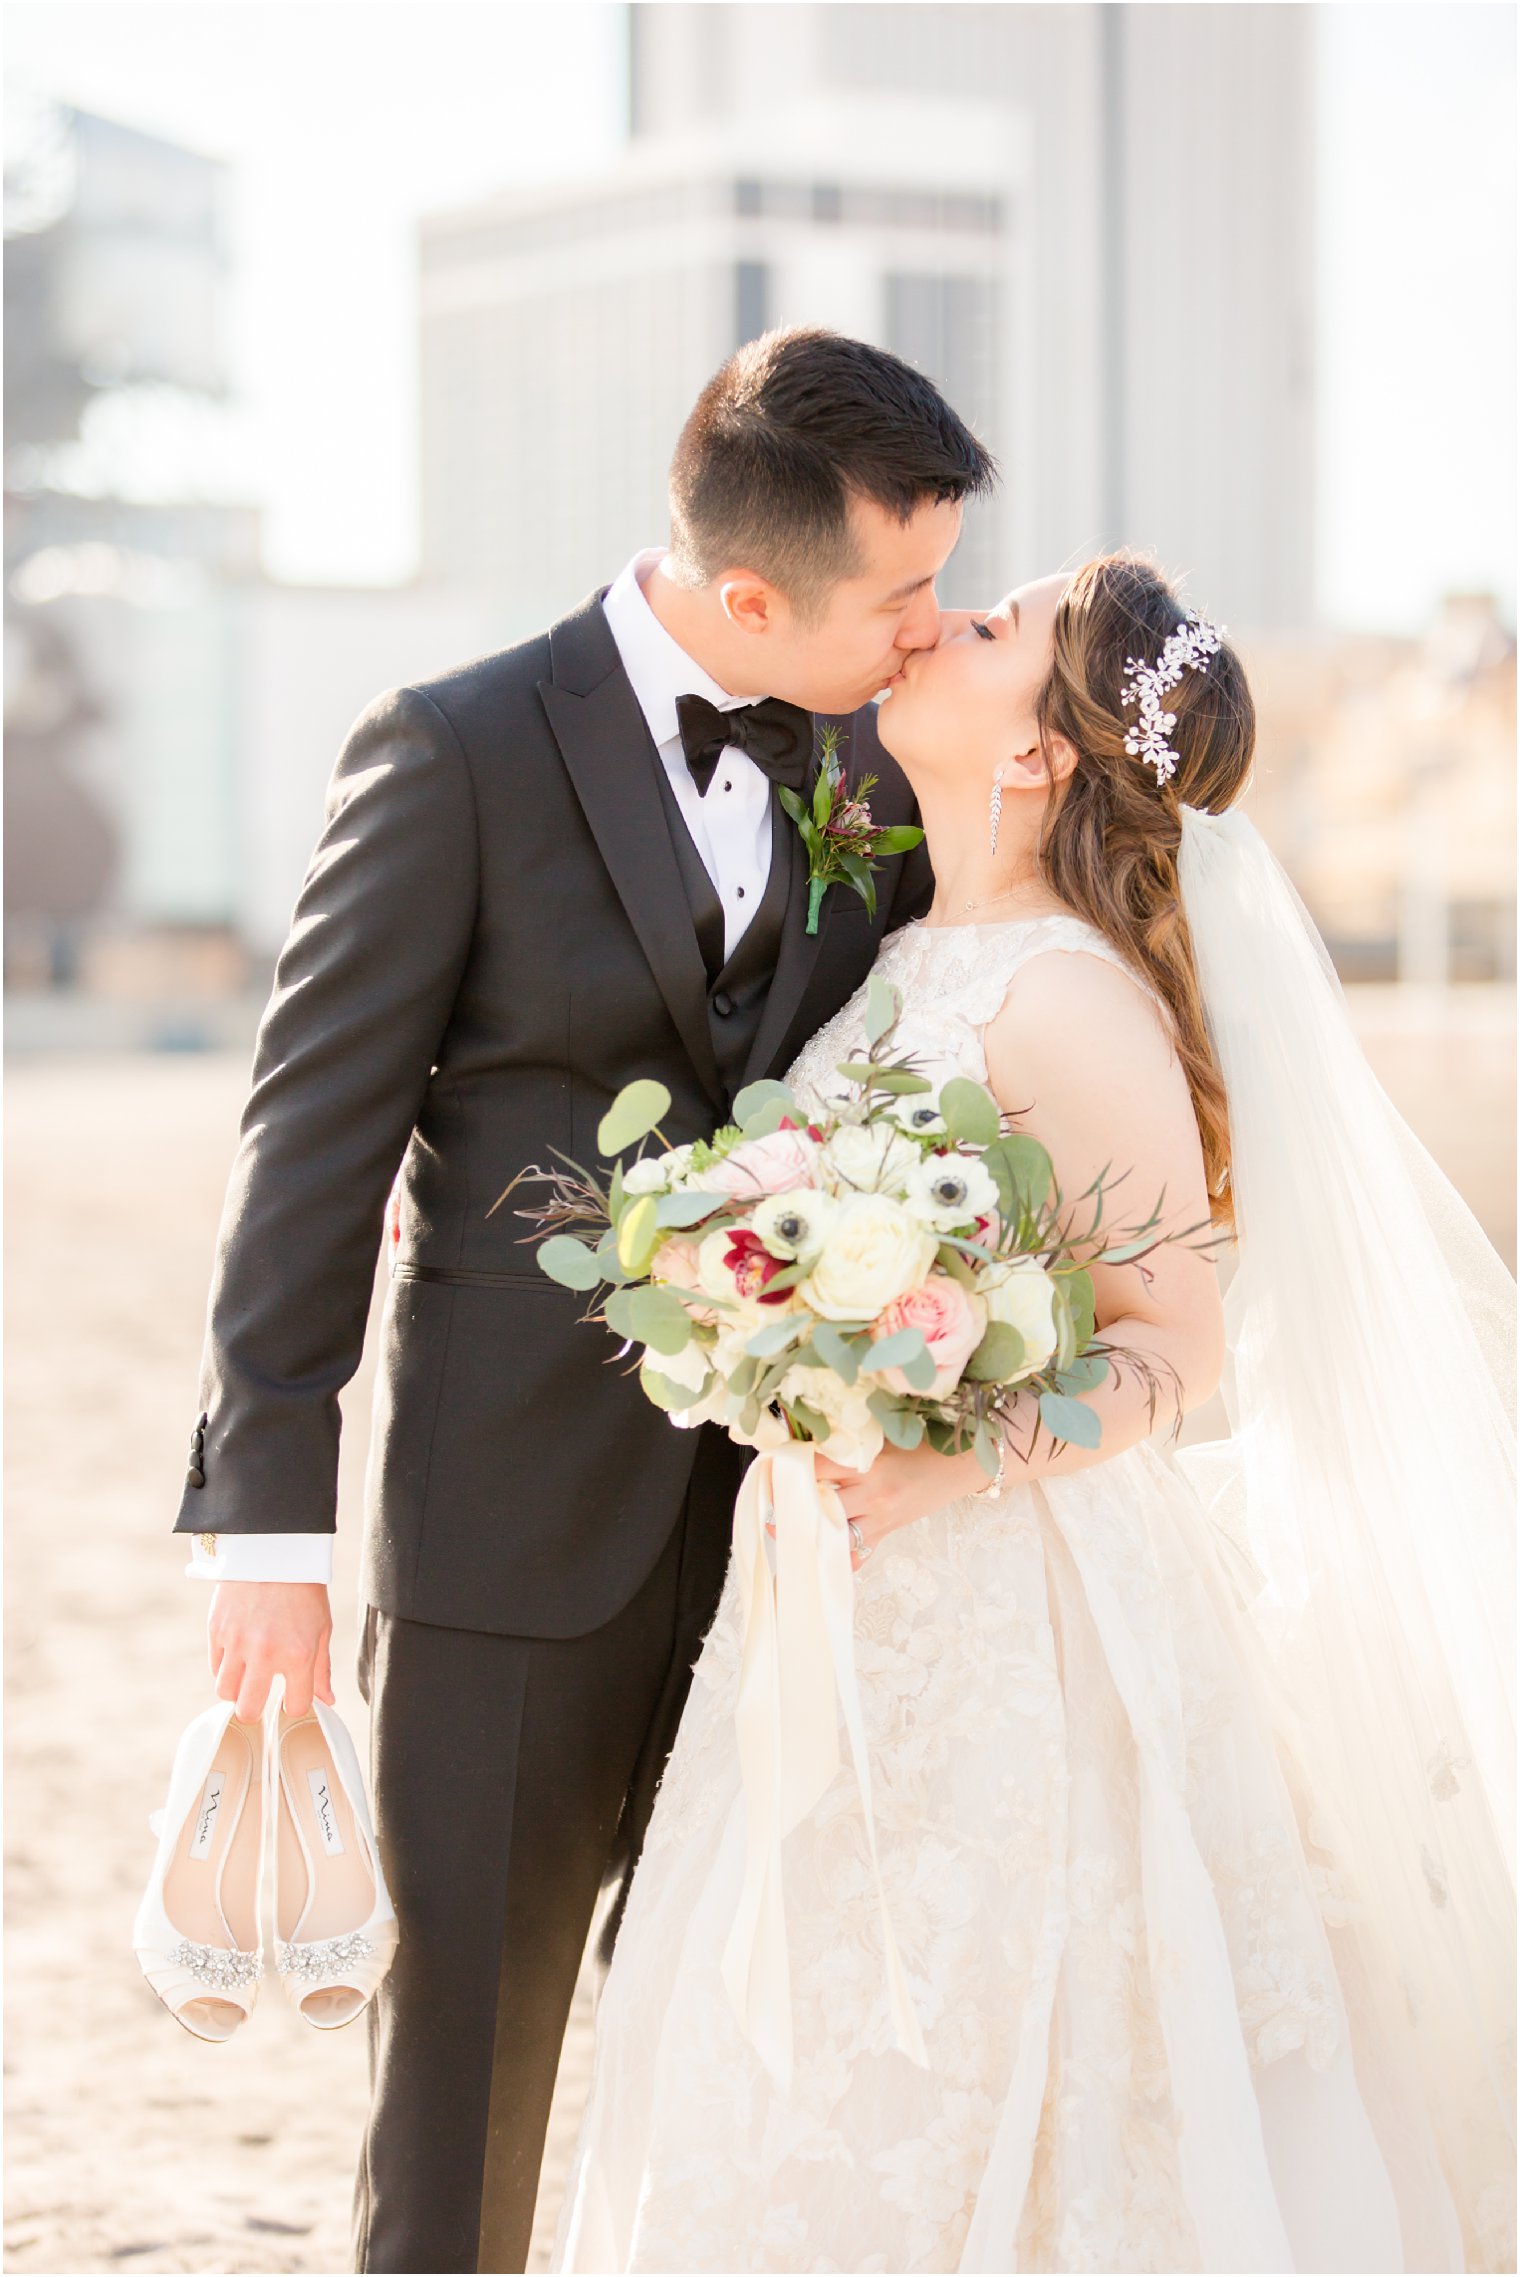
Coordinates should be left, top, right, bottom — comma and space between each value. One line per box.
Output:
173, 327, 995, 2272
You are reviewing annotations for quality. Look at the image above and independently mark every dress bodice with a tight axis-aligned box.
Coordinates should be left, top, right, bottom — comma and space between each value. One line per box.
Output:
784, 911, 1165, 1113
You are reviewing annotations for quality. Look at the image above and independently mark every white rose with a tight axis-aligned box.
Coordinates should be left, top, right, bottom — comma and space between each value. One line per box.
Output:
751, 1187, 838, 1266
777, 1364, 884, 1473
977, 1258, 1060, 1377
639, 1336, 710, 1392
823, 1120, 921, 1197
622, 1156, 669, 1196
800, 1194, 938, 1322
902, 1152, 1001, 1232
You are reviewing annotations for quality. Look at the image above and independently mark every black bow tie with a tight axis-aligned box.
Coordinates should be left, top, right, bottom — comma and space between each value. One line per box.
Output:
674, 692, 814, 798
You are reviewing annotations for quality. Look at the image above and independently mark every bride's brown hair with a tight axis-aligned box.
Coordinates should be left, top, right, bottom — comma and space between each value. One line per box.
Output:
1032, 552, 1256, 1230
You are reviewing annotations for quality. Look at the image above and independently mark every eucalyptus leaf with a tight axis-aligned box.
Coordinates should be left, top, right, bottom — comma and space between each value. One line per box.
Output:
862, 1327, 928, 1373
654, 1189, 728, 1227
603, 1288, 638, 1343
1055, 1353, 1110, 1393
899, 1342, 939, 1393
811, 1322, 861, 1386
745, 1317, 806, 1359
982, 1135, 1054, 1211
738, 1097, 791, 1140
867, 1391, 926, 1449
624, 1284, 694, 1355
616, 1193, 661, 1275
734, 1079, 798, 1129
939, 1077, 1001, 1149
870, 1069, 934, 1096
1060, 1267, 1097, 1349
598, 1079, 673, 1157
640, 1365, 711, 1413
536, 1234, 603, 1291
864, 974, 900, 1049
973, 1420, 1001, 1479
964, 1320, 1028, 1382
1038, 1392, 1103, 1449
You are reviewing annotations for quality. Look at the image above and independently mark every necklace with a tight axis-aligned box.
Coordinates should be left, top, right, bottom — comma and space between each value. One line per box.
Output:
930, 884, 1029, 921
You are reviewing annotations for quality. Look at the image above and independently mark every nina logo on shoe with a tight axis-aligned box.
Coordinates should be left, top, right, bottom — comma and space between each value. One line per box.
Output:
307, 1769, 345, 1856
189, 1772, 225, 1860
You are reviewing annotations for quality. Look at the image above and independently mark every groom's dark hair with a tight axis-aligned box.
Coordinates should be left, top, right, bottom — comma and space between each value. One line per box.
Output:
666, 327, 997, 622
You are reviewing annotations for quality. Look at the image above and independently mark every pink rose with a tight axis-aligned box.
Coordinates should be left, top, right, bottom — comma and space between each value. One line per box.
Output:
871, 1273, 988, 1397
651, 1234, 717, 1323
705, 1127, 820, 1200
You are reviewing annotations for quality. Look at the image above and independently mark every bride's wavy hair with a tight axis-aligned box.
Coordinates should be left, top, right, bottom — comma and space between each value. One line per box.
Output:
1033, 552, 1256, 1229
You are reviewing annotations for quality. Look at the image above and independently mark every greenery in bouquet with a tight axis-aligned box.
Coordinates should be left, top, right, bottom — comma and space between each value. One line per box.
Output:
494, 976, 1212, 1477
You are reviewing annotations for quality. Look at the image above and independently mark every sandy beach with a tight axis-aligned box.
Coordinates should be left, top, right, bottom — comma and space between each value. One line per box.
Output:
4, 998, 1512, 2273
3, 1054, 593, 2276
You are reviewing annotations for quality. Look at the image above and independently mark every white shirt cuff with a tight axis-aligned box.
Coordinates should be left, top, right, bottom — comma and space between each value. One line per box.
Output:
183, 1530, 334, 1584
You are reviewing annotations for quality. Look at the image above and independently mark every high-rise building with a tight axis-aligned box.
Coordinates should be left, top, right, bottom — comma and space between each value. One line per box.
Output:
419, 2, 1314, 634
419, 92, 1017, 621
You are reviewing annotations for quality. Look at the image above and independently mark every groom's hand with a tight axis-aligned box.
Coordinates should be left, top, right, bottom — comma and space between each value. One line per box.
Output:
207, 1581, 334, 1721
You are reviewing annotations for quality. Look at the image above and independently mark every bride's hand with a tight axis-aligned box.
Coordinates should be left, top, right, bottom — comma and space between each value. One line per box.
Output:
814, 1442, 989, 1568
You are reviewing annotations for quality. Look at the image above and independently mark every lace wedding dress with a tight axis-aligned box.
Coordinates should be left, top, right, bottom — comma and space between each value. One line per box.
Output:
551, 913, 1496, 2276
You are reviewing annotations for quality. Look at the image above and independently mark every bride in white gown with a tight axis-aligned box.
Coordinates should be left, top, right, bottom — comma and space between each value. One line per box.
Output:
551, 555, 1515, 2275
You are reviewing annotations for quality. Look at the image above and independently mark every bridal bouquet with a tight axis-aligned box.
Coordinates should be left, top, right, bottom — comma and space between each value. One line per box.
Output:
515, 973, 1177, 1474
499, 974, 1192, 2088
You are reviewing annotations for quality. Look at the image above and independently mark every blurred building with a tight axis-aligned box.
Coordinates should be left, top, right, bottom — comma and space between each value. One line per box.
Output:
1241, 594, 1517, 984
4, 101, 258, 986
3, 100, 501, 1035
419, 1, 1315, 634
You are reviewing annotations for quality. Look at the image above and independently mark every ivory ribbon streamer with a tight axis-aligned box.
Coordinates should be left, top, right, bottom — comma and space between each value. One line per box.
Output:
720, 1439, 929, 2092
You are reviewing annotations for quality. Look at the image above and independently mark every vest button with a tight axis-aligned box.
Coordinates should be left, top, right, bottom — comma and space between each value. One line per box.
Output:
712, 991, 735, 1017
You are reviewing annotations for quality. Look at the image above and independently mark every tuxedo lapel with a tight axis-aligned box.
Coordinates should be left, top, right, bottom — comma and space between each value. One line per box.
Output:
741, 726, 832, 1088
539, 592, 727, 1114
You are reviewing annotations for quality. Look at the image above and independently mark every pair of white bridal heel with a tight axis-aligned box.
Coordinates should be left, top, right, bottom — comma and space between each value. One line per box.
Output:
132, 1682, 399, 2042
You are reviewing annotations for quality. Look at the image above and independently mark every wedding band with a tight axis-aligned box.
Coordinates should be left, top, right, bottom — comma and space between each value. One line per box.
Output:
848, 1518, 872, 1563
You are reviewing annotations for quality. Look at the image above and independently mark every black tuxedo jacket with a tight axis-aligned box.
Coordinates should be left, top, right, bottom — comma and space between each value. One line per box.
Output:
171, 585, 935, 1635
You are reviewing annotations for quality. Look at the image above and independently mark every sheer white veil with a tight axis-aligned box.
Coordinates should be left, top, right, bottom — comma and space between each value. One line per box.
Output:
1171, 800, 1516, 2266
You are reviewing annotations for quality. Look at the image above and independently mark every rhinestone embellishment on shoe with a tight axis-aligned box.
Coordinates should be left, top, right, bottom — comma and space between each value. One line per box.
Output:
277, 1930, 373, 1982
169, 1938, 261, 1991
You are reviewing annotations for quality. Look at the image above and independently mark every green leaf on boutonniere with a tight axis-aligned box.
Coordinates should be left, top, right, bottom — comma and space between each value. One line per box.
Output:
785, 726, 926, 936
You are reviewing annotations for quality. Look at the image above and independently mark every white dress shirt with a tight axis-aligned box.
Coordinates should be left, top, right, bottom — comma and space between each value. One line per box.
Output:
186, 546, 779, 1584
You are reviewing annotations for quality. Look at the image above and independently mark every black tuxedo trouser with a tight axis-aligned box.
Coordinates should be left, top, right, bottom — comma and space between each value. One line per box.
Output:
349, 1434, 737, 2274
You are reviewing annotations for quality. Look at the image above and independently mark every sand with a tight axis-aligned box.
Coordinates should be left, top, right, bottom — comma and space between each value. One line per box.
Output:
4, 1001, 1511, 2272
3, 1053, 592, 2276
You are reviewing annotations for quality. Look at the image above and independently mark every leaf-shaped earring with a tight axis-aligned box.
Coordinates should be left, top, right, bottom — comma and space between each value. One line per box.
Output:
988, 765, 1004, 857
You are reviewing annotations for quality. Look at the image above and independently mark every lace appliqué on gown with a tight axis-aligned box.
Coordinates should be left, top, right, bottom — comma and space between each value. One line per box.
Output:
551, 918, 1474, 2277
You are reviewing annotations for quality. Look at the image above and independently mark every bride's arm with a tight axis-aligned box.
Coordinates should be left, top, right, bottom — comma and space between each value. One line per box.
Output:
979, 946, 1225, 1480
818, 947, 1226, 1554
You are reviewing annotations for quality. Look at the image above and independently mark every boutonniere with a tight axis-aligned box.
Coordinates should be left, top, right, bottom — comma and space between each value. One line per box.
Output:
778, 726, 925, 935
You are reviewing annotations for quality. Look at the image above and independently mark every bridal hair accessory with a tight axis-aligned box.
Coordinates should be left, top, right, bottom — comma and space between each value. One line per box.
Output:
1119, 610, 1225, 787
988, 764, 1004, 855
1173, 801, 1515, 2261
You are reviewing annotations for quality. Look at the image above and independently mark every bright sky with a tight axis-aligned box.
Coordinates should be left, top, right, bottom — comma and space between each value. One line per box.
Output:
6, 0, 1515, 633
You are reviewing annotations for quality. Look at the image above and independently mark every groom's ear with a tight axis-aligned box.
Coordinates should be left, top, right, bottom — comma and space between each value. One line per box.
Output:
718, 572, 781, 638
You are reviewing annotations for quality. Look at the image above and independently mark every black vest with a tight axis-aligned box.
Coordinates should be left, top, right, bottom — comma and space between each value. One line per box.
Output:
649, 756, 795, 1119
